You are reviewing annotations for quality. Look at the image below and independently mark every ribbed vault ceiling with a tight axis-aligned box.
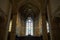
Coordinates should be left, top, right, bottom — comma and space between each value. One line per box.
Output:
11, 0, 60, 18
17, 0, 41, 19
19, 3, 40, 18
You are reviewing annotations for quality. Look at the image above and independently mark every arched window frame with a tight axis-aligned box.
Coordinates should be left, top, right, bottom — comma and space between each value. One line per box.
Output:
26, 17, 33, 36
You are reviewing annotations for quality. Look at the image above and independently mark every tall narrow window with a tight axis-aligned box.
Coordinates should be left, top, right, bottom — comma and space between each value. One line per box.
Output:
26, 17, 33, 36
46, 22, 49, 33
8, 20, 12, 32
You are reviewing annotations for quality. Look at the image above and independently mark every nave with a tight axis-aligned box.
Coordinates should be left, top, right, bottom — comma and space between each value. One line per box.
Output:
0, 0, 60, 40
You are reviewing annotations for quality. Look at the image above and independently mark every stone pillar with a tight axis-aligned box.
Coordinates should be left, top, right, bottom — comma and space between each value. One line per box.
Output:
40, 0, 48, 40
10, 0, 17, 40
41, 12, 48, 40
39, 14, 42, 36
0, 2, 11, 40
23, 21, 26, 36
20, 18, 26, 36
47, 1, 60, 40
33, 19, 35, 36
16, 13, 21, 36
33, 18, 35, 36
10, 14, 17, 40
23, 20, 26, 36
34, 17, 40, 36
17, 13, 23, 36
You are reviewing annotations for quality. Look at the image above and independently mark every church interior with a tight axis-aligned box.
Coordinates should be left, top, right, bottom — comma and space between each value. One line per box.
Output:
0, 0, 60, 40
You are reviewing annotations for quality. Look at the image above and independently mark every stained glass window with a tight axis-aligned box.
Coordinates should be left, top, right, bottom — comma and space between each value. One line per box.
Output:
26, 17, 33, 36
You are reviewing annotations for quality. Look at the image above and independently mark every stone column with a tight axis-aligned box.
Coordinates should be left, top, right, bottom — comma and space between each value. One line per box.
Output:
20, 18, 26, 36
17, 13, 22, 36
40, 0, 48, 40
0, 2, 11, 40
34, 17, 40, 36
41, 12, 48, 40
39, 14, 42, 36
33, 19, 35, 36
10, 14, 17, 40
10, 0, 17, 40
23, 20, 26, 36
47, 1, 60, 40
16, 13, 21, 36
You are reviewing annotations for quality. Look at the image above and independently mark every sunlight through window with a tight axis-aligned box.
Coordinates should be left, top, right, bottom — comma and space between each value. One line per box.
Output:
26, 17, 33, 36
8, 20, 12, 32
47, 22, 49, 33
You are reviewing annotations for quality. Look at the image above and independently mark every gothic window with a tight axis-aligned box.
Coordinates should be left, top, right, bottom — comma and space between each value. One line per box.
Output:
46, 22, 50, 33
26, 17, 33, 36
8, 20, 12, 32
